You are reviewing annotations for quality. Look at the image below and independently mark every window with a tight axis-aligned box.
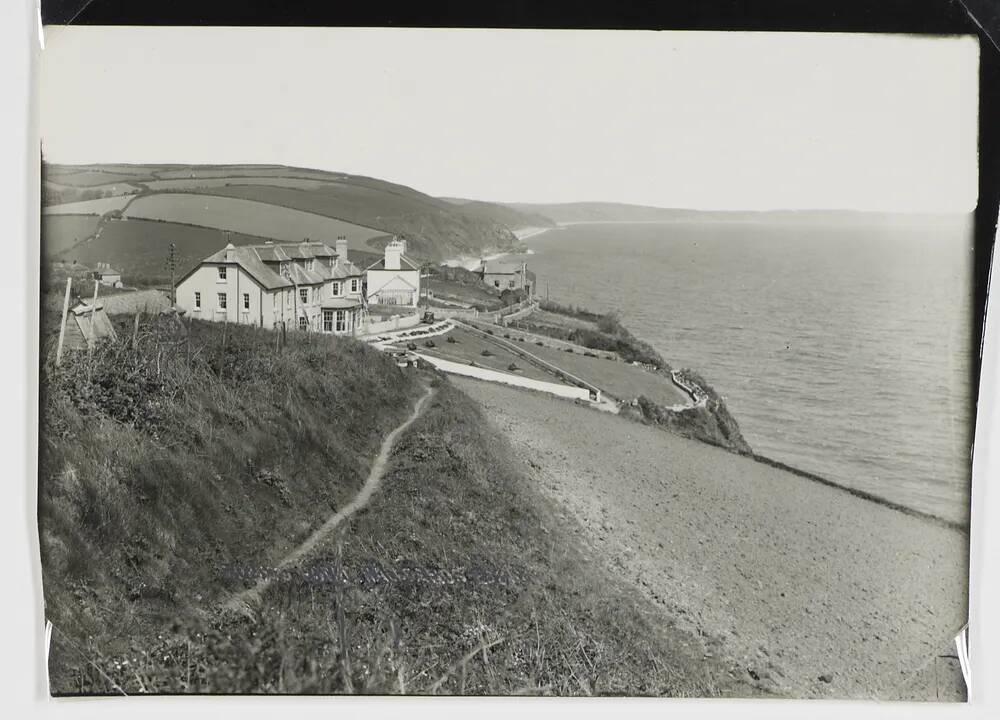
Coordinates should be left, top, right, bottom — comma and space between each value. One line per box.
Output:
508, 280, 516, 288
323, 310, 333, 333
243, 293, 250, 310
335, 310, 346, 332
305, 259, 313, 271
298, 316, 308, 331
351, 278, 359, 293
217, 266, 227, 281
217, 292, 227, 310
299, 288, 309, 305
332, 281, 341, 296
494, 280, 500, 288
194, 291, 201, 309
280, 262, 290, 277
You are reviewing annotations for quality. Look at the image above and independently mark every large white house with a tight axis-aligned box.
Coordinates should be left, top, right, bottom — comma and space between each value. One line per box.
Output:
175, 238, 365, 335
365, 238, 421, 307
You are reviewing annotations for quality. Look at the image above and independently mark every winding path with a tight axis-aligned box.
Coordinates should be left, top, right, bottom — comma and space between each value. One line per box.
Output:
224, 383, 435, 614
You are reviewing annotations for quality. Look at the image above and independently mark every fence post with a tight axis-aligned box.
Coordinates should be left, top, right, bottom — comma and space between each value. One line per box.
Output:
55, 277, 72, 367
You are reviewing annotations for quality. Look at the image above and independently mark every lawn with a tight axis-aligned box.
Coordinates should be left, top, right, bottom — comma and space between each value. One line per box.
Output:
401, 327, 565, 385
516, 338, 689, 406
124, 192, 386, 248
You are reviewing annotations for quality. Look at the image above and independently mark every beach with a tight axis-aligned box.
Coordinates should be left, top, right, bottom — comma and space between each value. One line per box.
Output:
454, 377, 969, 700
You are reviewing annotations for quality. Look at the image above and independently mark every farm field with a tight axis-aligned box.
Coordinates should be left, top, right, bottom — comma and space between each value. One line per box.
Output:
144, 176, 332, 192
124, 193, 387, 247
43, 169, 146, 186
41, 214, 102, 258
152, 165, 348, 181
52, 218, 270, 283
43, 195, 136, 215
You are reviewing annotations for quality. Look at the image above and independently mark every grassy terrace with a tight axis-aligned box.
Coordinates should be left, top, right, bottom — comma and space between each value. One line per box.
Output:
522, 341, 689, 406
393, 326, 569, 385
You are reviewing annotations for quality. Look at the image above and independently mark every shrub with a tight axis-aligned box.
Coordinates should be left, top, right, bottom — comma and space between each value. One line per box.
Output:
446, 336, 457, 344
480, 349, 493, 357
424, 340, 436, 348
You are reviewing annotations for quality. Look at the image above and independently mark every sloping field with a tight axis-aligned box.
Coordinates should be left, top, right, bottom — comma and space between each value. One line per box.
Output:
44, 169, 146, 187
124, 193, 386, 247
152, 165, 347, 181
43, 195, 136, 216
54, 218, 271, 283
144, 177, 331, 192
41, 214, 102, 258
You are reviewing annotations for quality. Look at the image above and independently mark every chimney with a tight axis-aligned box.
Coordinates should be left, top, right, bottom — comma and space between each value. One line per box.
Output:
336, 237, 349, 265
384, 237, 403, 270
225, 242, 236, 262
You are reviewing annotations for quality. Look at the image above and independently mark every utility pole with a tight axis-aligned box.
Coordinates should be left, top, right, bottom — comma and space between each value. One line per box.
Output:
166, 242, 178, 305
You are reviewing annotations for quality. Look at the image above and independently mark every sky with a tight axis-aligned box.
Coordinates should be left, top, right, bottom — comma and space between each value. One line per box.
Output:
40, 27, 979, 213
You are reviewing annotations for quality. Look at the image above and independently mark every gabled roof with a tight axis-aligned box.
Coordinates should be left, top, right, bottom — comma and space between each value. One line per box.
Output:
481, 261, 525, 275
190, 241, 359, 291
197, 245, 292, 290
365, 255, 420, 272
97, 267, 122, 276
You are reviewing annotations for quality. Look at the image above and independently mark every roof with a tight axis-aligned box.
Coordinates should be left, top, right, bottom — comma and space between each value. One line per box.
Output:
365, 255, 420, 272
70, 300, 106, 316
481, 261, 525, 275
190, 241, 359, 290
97, 267, 122, 276
320, 298, 363, 310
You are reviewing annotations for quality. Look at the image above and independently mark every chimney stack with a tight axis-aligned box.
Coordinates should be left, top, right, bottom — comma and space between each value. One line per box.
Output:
336, 237, 349, 265
384, 237, 403, 270
225, 242, 236, 262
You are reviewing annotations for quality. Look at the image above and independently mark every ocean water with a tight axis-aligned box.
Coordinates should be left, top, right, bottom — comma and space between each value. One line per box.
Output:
517, 219, 974, 525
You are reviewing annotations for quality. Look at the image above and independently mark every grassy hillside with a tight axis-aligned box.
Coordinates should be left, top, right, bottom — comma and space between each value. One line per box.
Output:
43, 163, 520, 263
440, 198, 556, 232
39, 310, 749, 696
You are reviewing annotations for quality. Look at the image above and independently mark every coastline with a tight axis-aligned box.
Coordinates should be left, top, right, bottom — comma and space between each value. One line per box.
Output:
443, 225, 555, 270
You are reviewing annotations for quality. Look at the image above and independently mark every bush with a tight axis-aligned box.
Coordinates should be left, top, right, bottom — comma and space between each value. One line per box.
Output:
446, 336, 457, 344
507, 363, 519, 372
424, 340, 436, 348
480, 349, 493, 357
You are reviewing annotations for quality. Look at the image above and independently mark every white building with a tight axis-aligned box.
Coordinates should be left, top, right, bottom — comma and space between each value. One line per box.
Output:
364, 237, 421, 307
93, 262, 123, 288
175, 238, 365, 335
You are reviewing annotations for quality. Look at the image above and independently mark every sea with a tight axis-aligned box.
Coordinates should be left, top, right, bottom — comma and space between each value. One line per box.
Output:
511, 218, 975, 526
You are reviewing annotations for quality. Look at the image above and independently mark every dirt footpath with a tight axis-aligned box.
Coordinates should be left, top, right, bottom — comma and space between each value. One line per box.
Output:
453, 377, 969, 700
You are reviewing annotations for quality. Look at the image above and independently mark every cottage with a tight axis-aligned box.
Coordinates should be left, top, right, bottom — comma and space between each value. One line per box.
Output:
477, 260, 534, 295
175, 238, 365, 335
365, 238, 421, 307
93, 262, 124, 288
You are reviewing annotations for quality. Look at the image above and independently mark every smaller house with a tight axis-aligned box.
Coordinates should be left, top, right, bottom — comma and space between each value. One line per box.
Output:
93, 262, 123, 288
365, 237, 422, 307
65, 300, 118, 350
477, 260, 534, 295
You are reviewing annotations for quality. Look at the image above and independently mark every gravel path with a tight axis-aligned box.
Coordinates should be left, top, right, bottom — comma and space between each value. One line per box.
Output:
454, 377, 969, 700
